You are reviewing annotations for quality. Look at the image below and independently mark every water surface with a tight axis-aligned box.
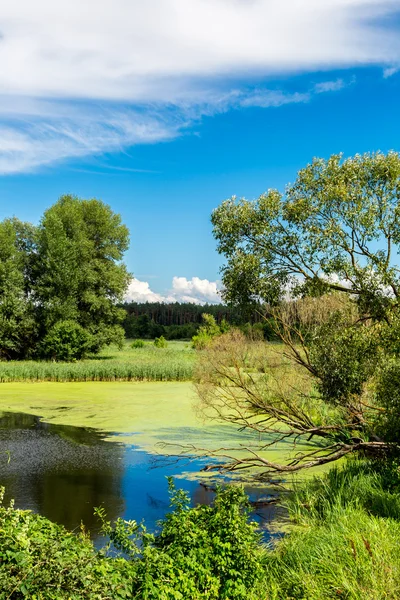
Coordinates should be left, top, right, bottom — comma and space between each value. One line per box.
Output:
0, 411, 283, 544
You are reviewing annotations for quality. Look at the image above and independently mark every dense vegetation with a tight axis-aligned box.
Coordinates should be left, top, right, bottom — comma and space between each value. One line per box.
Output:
121, 301, 245, 340
0, 482, 264, 600
203, 151, 400, 474
2, 461, 400, 599
0, 340, 195, 382
0, 195, 130, 361
121, 301, 276, 341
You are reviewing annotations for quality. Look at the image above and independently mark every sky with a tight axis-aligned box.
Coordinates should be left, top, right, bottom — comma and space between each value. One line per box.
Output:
1, 0, 400, 304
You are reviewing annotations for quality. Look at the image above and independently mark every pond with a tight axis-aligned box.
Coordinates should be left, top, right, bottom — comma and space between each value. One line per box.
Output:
0, 383, 287, 544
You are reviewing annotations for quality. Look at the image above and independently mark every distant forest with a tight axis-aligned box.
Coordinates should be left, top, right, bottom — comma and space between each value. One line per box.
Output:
120, 302, 264, 339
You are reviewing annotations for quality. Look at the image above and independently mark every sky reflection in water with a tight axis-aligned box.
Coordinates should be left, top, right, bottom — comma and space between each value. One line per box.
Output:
0, 411, 283, 544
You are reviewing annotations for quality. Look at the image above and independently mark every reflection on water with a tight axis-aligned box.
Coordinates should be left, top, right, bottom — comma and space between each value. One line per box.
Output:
0, 411, 283, 543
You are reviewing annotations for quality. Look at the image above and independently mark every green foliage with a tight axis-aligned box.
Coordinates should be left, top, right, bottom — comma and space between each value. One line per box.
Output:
0, 195, 130, 362
192, 313, 228, 349
375, 361, 400, 444
262, 461, 400, 599
131, 339, 145, 348
0, 483, 264, 600
0, 488, 133, 599
208, 152, 400, 473
0, 340, 195, 382
212, 151, 400, 314
39, 320, 92, 361
154, 335, 168, 348
34, 195, 130, 355
0, 219, 36, 360
309, 313, 381, 404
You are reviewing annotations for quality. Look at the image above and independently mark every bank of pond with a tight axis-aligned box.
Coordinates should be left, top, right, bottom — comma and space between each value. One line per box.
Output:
1, 379, 400, 597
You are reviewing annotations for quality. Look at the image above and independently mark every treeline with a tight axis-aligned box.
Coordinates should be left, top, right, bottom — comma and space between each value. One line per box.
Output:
0, 195, 130, 361
121, 301, 273, 340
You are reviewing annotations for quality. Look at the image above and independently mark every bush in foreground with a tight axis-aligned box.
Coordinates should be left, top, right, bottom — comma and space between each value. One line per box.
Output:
0, 482, 263, 600
2, 462, 400, 599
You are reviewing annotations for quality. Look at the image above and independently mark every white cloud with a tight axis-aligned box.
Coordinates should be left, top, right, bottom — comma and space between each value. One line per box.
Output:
171, 277, 221, 304
314, 79, 346, 93
124, 277, 222, 305
125, 279, 171, 304
0, 105, 183, 174
0, 0, 398, 101
0, 0, 399, 173
383, 66, 400, 78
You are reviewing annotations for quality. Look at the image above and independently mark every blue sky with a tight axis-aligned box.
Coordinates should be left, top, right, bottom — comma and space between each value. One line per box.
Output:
1, 1, 400, 303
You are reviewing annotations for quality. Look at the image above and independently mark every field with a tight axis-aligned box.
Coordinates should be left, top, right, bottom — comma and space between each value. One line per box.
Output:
0, 340, 195, 383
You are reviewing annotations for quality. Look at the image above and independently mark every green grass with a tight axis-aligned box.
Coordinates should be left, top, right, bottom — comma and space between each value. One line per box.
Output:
257, 460, 400, 599
0, 340, 195, 382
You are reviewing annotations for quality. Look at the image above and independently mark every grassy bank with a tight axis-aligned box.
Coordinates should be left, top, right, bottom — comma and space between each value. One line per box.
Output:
0, 340, 195, 382
259, 460, 400, 599
1, 460, 399, 599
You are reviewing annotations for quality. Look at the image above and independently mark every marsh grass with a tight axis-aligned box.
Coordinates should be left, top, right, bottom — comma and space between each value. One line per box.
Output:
259, 460, 400, 599
0, 340, 195, 382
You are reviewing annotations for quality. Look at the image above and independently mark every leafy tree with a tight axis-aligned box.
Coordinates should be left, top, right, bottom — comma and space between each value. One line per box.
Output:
212, 151, 400, 312
199, 152, 400, 476
33, 195, 130, 355
0, 219, 36, 359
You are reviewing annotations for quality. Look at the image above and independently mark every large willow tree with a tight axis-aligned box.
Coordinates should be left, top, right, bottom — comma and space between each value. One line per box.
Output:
197, 152, 400, 476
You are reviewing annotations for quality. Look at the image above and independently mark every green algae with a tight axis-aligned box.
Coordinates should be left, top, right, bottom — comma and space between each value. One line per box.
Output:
0, 382, 298, 469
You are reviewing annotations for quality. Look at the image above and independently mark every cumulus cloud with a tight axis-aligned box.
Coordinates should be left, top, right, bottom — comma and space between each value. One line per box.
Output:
0, 0, 399, 173
124, 277, 222, 305
125, 279, 171, 304
171, 277, 221, 304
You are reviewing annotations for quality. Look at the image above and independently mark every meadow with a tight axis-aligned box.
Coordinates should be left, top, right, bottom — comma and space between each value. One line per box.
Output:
0, 340, 195, 383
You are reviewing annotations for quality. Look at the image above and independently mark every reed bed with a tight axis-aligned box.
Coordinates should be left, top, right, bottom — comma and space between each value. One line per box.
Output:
0, 341, 195, 382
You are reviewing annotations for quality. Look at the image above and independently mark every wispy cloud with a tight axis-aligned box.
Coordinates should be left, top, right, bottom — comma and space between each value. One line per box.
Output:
0, 82, 355, 174
314, 79, 346, 94
383, 66, 400, 78
0, 0, 399, 174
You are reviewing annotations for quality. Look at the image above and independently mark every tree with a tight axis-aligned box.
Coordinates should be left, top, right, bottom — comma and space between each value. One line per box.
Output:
198, 152, 400, 477
33, 195, 130, 355
0, 219, 36, 359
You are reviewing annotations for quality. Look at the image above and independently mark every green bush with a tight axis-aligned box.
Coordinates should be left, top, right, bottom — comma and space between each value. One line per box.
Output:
192, 314, 226, 349
0, 483, 264, 600
154, 335, 168, 348
131, 339, 145, 348
39, 320, 92, 361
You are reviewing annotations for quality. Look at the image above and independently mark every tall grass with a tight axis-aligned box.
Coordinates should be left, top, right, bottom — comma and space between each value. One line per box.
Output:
0, 341, 195, 382
258, 460, 400, 599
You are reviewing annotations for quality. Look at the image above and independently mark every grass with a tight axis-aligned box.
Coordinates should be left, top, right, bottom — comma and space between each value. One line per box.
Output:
257, 460, 400, 599
0, 340, 195, 382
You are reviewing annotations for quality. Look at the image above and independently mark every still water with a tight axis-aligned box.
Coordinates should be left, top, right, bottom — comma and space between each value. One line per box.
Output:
0, 412, 282, 544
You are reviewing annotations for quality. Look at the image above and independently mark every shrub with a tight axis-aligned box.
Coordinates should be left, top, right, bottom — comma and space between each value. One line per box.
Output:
192, 314, 225, 349
40, 320, 91, 361
0, 483, 264, 600
131, 339, 145, 349
154, 335, 168, 348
